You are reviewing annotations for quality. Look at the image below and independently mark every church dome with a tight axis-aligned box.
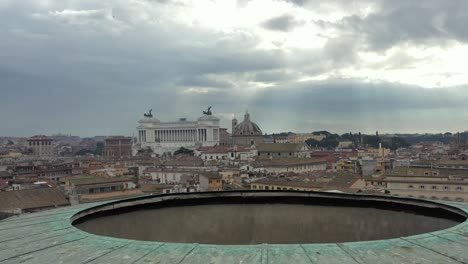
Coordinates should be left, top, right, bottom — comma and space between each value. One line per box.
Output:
233, 112, 262, 136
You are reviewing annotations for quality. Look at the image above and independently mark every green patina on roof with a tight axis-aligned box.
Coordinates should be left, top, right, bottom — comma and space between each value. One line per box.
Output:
0, 192, 468, 263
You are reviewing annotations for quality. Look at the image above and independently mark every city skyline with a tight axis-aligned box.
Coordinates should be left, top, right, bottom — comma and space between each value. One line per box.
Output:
2, 1, 468, 136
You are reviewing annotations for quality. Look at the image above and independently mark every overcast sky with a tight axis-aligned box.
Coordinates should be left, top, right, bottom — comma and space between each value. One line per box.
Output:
1, 0, 468, 137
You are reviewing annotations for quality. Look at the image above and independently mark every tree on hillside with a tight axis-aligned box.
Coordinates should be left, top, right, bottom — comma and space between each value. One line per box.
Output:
174, 147, 194, 156
136, 147, 154, 157
312, 131, 331, 136
306, 136, 339, 149
382, 137, 410, 150
75, 149, 94, 156
95, 142, 104, 156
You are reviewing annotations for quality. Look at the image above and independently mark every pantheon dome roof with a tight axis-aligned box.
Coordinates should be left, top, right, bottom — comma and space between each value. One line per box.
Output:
233, 112, 262, 136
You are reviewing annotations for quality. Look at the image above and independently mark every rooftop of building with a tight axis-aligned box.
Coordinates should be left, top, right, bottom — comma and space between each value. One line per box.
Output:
0, 171, 12, 178
67, 176, 135, 186
1, 191, 467, 263
27, 135, 53, 141
385, 167, 468, 177
139, 183, 175, 193
413, 159, 468, 167
250, 158, 327, 168
0, 187, 69, 211
197, 146, 230, 153
200, 172, 222, 179
163, 157, 205, 167
104, 136, 132, 141
252, 177, 327, 189
257, 143, 308, 152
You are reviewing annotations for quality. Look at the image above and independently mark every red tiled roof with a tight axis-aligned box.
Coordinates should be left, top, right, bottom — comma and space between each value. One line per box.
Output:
250, 158, 327, 168
197, 146, 230, 153
0, 187, 69, 211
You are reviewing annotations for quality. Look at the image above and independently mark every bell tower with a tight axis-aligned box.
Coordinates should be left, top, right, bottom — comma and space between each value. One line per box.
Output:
232, 117, 238, 134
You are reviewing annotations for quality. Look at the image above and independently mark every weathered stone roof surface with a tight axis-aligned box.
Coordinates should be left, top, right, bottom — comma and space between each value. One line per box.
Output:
0, 192, 468, 263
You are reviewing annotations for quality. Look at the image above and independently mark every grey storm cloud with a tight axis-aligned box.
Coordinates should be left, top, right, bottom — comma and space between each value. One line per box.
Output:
261, 14, 304, 32
176, 75, 235, 89
331, 0, 468, 50
181, 78, 468, 134
1, 0, 468, 136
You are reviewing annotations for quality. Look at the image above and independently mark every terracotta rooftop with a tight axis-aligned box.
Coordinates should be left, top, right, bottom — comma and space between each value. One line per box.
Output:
251, 158, 327, 168
413, 160, 468, 167
0, 187, 69, 211
257, 143, 306, 152
386, 167, 468, 177
252, 177, 327, 189
140, 183, 175, 193
164, 157, 204, 167
197, 146, 230, 153
67, 176, 135, 186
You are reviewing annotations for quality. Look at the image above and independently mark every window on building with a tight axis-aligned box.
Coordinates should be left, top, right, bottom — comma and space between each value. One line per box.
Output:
265, 186, 269, 190
419, 185, 425, 189
444, 186, 450, 190
456, 186, 463, 191
431, 186, 437, 190
408, 185, 414, 189
424, 172, 429, 176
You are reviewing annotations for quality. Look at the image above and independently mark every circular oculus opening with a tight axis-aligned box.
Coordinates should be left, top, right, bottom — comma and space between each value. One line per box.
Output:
73, 192, 466, 245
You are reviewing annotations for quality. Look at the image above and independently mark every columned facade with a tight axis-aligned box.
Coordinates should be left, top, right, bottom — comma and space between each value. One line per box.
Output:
135, 113, 220, 156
